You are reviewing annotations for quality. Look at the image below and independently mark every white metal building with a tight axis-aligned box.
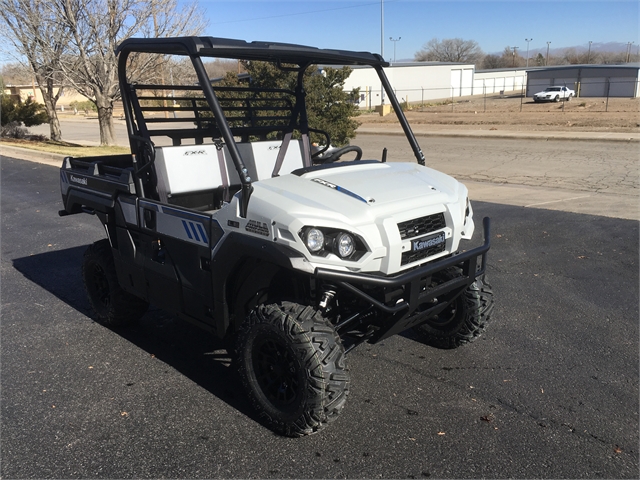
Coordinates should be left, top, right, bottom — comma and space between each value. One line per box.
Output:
339, 63, 529, 108
525, 64, 640, 97
337, 62, 640, 108
340, 63, 475, 109
473, 68, 527, 95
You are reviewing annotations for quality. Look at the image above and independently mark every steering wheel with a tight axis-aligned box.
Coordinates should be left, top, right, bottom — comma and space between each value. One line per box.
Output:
320, 145, 363, 164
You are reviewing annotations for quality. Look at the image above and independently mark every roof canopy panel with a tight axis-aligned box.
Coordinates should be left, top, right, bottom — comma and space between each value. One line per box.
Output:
116, 36, 388, 67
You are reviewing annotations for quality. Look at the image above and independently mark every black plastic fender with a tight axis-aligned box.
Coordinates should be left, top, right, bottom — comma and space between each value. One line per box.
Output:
210, 232, 309, 338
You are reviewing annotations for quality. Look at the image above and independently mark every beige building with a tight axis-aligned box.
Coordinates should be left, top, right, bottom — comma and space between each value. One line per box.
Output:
3, 84, 89, 107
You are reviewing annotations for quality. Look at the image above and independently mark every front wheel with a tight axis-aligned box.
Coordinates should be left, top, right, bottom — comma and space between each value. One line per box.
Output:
82, 239, 149, 327
236, 302, 349, 437
413, 268, 494, 349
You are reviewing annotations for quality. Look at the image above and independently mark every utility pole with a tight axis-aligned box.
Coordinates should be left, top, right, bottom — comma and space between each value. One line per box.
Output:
380, 0, 385, 104
626, 42, 634, 63
511, 46, 519, 67
525, 38, 532, 68
587, 41, 592, 64
380, 0, 384, 61
546, 41, 551, 66
389, 37, 401, 62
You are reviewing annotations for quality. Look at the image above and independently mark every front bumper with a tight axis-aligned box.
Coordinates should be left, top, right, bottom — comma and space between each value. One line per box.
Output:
315, 217, 491, 343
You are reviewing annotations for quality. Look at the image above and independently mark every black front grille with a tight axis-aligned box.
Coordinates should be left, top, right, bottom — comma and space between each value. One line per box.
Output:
398, 213, 446, 240
401, 241, 446, 265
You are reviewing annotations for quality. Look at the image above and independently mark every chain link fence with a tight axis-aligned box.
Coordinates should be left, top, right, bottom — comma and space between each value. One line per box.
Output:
351, 79, 639, 114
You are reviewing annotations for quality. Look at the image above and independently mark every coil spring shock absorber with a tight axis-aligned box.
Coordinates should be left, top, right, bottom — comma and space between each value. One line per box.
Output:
318, 284, 337, 312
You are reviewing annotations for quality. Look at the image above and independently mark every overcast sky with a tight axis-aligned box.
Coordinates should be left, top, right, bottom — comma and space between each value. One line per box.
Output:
197, 0, 639, 61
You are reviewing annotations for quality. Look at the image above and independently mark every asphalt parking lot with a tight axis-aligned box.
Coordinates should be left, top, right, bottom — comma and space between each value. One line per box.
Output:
1, 139, 638, 478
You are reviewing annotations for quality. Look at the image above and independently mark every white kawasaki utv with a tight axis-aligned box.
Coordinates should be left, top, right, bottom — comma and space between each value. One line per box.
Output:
59, 36, 494, 437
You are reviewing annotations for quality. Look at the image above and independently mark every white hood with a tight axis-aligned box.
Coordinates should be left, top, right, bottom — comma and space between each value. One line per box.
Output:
250, 162, 462, 223
229, 161, 472, 275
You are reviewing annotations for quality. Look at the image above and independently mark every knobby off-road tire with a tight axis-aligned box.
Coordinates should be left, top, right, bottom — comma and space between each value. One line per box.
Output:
413, 267, 494, 349
236, 302, 349, 437
82, 239, 149, 327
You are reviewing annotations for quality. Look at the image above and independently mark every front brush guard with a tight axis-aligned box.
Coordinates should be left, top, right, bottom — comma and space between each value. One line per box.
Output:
314, 217, 491, 343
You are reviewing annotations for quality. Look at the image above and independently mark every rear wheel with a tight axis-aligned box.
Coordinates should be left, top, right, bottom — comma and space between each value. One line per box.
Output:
236, 302, 349, 437
82, 239, 148, 327
413, 268, 494, 349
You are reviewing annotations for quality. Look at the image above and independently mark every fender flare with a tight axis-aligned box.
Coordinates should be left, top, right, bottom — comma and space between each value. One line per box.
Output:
210, 232, 309, 338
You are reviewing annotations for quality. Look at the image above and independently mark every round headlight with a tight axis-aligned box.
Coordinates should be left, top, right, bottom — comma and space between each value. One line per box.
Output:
305, 228, 325, 252
336, 232, 355, 258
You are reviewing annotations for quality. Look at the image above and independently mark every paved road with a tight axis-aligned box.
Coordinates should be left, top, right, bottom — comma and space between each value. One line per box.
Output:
355, 133, 639, 221
30, 117, 130, 147
1, 154, 638, 478
28, 120, 638, 221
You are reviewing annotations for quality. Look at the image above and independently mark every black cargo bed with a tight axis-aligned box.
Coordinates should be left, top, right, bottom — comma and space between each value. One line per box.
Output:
60, 154, 137, 215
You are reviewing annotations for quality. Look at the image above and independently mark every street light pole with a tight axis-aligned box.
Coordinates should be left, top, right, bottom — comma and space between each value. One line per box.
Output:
525, 38, 532, 68
390, 37, 401, 62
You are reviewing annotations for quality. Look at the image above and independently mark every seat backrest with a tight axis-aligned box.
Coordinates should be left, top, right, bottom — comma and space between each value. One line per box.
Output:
224, 139, 306, 183
154, 144, 223, 203
154, 139, 307, 202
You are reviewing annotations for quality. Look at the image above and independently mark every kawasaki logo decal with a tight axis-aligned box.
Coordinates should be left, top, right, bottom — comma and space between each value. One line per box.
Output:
69, 175, 88, 185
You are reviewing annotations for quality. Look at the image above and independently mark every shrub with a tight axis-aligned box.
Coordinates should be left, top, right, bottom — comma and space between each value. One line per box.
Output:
0, 121, 29, 138
70, 100, 97, 114
1, 95, 48, 126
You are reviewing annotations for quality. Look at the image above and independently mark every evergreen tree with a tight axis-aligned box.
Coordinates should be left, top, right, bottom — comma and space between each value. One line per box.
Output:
1, 92, 48, 128
221, 62, 360, 146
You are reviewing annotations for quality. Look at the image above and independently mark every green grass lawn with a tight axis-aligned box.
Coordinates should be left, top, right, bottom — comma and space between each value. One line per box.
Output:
1, 139, 129, 157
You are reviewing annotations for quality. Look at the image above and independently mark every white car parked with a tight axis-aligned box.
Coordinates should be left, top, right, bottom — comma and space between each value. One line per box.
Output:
533, 86, 575, 102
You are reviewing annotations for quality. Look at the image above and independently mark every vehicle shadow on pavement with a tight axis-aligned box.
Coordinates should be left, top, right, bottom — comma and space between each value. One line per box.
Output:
11, 246, 258, 423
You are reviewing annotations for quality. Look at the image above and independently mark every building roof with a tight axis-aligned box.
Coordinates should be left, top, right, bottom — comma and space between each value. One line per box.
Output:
525, 63, 640, 73
346, 61, 474, 70
475, 67, 529, 74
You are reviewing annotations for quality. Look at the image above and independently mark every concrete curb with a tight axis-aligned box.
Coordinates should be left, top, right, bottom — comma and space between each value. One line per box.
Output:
1, 144, 66, 167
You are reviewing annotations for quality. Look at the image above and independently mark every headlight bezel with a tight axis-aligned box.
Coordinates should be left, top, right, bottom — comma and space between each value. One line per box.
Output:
299, 226, 367, 261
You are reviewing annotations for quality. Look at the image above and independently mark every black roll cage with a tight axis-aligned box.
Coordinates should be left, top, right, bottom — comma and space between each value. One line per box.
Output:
116, 36, 426, 217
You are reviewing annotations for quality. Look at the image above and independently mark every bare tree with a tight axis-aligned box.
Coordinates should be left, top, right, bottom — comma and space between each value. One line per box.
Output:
204, 59, 243, 80
0, 62, 33, 85
48, 0, 208, 145
480, 54, 506, 69
415, 38, 484, 64
0, 0, 72, 141
563, 47, 588, 65
500, 46, 525, 68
